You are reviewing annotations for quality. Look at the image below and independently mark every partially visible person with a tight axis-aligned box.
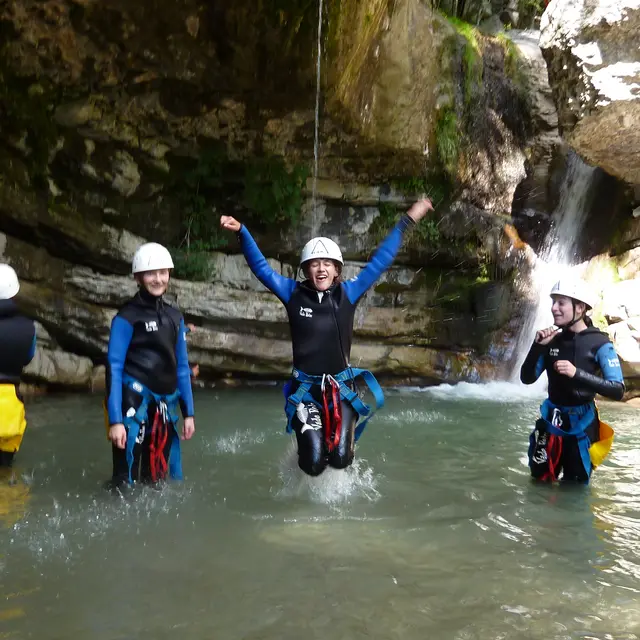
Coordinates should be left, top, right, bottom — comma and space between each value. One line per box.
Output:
0, 264, 36, 467
521, 278, 625, 483
186, 323, 200, 380
105, 243, 195, 488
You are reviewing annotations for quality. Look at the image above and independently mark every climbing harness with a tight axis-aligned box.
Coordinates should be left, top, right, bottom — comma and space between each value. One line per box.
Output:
284, 366, 384, 442
528, 398, 614, 482
120, 374, 183, 484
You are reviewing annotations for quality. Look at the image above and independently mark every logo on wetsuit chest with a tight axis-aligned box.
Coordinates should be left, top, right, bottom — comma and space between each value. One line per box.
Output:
145, 320, 158, 332
549, 348, 559, 357
299, 307, 313, 318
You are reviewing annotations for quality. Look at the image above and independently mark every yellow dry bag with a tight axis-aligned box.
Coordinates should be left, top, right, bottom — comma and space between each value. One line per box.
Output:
589, 420, 614, 468
0, 384, 27, 453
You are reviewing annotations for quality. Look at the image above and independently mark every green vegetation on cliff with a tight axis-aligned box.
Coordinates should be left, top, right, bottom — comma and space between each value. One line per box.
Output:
171, 149, 308, 280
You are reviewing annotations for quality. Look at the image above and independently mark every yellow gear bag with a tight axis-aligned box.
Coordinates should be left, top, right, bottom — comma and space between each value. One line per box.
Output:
0, 384, 27, 453
589, 419, 614, 468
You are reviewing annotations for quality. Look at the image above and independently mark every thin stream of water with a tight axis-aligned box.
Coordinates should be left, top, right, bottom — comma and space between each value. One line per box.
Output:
510, 152, 599, 380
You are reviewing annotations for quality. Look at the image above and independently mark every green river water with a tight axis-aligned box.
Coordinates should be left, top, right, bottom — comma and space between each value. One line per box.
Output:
0, 382, 639, 639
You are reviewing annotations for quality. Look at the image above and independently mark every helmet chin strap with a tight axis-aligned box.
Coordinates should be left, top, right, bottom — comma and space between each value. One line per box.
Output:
560, 299, 584, 329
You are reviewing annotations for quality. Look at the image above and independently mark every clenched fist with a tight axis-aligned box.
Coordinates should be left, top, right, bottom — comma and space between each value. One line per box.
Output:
535, 327, 561, 346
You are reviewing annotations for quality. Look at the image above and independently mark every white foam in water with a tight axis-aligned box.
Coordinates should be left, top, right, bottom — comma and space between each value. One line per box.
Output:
9, 483, 190, 562
214, 429, 266, 455
274, 441, 380, 506
380, 409, 447, 424
416, 380, 546, 402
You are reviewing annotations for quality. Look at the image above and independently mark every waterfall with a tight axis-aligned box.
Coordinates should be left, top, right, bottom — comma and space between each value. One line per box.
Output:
310, 0, 324, 237
509, 151, 599, 380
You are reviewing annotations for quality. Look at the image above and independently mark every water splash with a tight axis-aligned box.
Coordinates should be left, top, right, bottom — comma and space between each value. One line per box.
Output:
413, 380, 546, 402
310, 0, 324, 237
214, 429, 266, 455
274, 441, 380, 506
9, 484, 190, 562
378, 408, 447, 424
510, 152, 599, 379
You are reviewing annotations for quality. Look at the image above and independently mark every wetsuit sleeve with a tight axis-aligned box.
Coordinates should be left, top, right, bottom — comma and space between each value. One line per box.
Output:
343, 215, 415, 304
26, 331, 36, 365
238, 226, 297, 304
106, 315, 133, 425
573, 342, 625, 401
176, 318, 195, 418
520, 342, 546, 384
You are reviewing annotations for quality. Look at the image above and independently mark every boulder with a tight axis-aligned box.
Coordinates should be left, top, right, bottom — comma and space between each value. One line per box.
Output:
540, 0, 640, 184
607, 320, 640, 384
23, 323, 95, 388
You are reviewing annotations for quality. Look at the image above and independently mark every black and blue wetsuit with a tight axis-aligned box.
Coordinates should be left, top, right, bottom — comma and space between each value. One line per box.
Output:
106, 288, 194, 485
520, 326, 624, 482
0, 299, 36, 466
239, 215, 416, 475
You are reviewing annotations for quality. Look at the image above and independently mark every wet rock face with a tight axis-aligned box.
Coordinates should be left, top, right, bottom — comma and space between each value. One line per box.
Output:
539, 0, 640, 185
3, 201, 527, 388
0, 0, 556, 388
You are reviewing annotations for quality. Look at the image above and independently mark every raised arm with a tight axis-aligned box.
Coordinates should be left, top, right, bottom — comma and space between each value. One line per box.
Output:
343, 199, 433, 304
221, 216, 297, 304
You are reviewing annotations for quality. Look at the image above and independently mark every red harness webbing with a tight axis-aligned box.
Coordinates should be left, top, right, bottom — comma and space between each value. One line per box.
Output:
541, 434, 563, 482
149, 406, 169, 482
321, 377, 342, 453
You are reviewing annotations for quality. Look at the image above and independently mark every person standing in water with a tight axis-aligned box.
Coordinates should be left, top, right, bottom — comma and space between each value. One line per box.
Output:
105, 243, 195, 487
0, 265, 36, 467
220, 199, 434, 476
520, 278, 624, 483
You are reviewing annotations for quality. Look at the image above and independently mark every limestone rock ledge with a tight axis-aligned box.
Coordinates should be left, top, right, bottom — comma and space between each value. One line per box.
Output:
1, 204, 524, 389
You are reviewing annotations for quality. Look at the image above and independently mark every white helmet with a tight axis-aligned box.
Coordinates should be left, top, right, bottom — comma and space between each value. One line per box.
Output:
300, 237, 343, 266
131, 243, 174, 274
550, 278, 597, 310
0, 264, 19, 300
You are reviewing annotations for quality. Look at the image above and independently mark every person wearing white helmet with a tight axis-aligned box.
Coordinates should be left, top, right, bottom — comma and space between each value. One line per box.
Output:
520, 276, 624, 483
221, 198, 434, 476
0, 264, 36, 467
104, 243, 195, 488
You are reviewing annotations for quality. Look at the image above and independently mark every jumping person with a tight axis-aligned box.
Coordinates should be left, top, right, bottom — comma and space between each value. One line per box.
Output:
0, 265, 36, 467
521, 278, 625, 483
105, 243, 195, 487
220, 199, 434, 476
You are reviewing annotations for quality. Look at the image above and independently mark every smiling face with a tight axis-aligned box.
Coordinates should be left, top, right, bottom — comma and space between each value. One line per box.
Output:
304, 259, 340, 292
551, 294, 586, 327
135, 269, 170, 297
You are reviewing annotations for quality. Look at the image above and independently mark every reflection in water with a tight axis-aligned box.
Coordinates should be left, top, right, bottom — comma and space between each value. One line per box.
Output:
0, 470, 30, 530
591, 437, 640, 592
0, 389, 638, 639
